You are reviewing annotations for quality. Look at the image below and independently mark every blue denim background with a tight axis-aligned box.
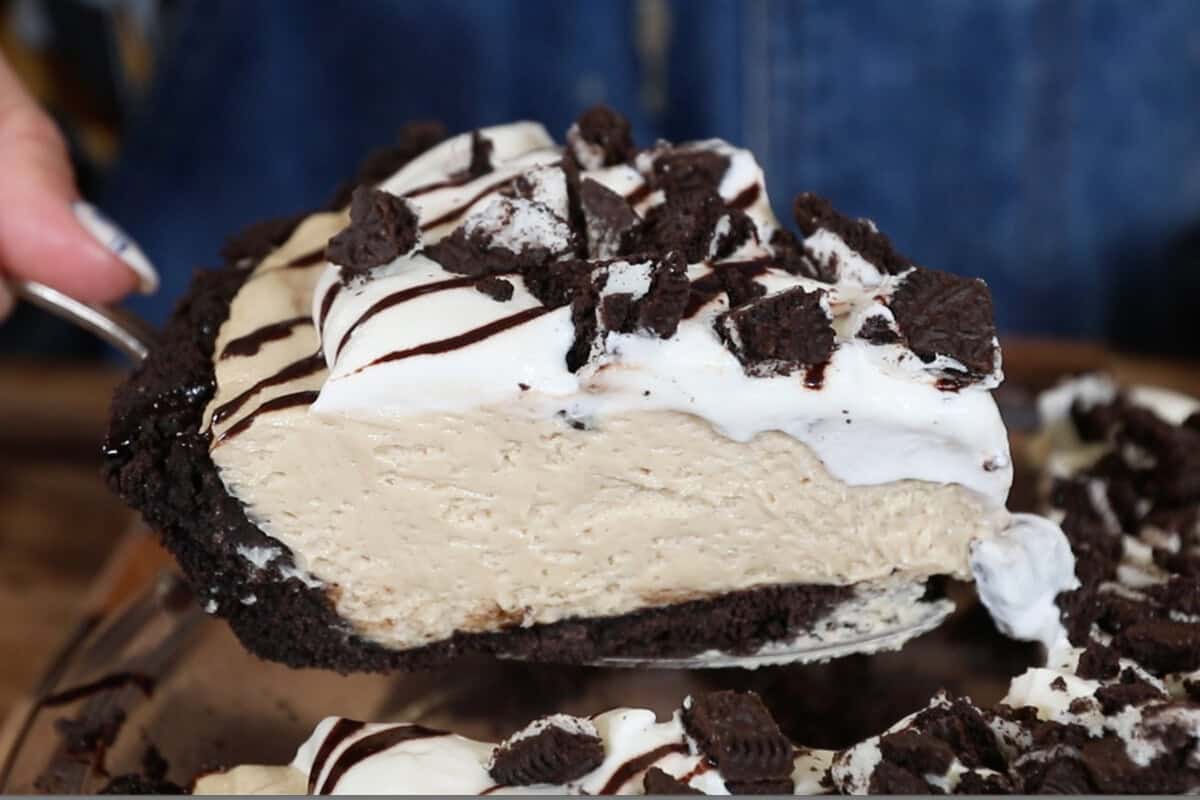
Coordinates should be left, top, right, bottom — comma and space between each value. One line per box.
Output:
86, 0, 1200, 353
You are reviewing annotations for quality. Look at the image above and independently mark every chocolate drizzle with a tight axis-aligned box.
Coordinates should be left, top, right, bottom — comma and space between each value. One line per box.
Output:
220, 316, 312, 359
363, 306, 550, 370
210, 352, 325, 426
684, 259, 772, 318
317, 724, 445, 794
729, 184, 761, 210
307, 719, 365, 794
317, 282, 343, 330
598, 742, 688, 794
419, 175, 526, 232
285, 249, 325, 269
218, 390, 320, 442
334, 276, 479, 357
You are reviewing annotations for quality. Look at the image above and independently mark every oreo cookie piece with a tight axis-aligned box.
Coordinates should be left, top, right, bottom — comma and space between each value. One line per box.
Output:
426, 170, 576, 277
327, 120, 447, 209
476, 276, 514, 302
325, 187, 420, 280
567, 105, 636, 168
867, 761, 936, 795
1114, 407, 1200, 504
792, 192, 910, 276
220, 213, 306, 264
888, 266, 998, 379
769, 228, 838, 282
1076, 640, 1121, 681
579, 178, 640, 259
909, 695, 1007, 772
626, 187, 752, 264
715, 287, 835, 377
681, 691, 794, 785
1093, 680, 1165, 714
567, 254, 690, 371
652, 150, 730, 196
1113, 619, 1200, 674
878, 730, 956, 777
641, 767, 703, 795
523, 259, 594, 309
488, 716, 605, 786
857, 314, 900, 345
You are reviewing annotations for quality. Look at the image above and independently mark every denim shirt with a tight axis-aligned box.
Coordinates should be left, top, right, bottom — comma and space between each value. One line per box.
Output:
98, 0, 1200, 353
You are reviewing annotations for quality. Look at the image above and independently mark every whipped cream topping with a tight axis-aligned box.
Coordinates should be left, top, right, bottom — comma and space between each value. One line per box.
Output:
196, 702, 832, 796
296, 121, 1012, 503
970, 512, 1079, 651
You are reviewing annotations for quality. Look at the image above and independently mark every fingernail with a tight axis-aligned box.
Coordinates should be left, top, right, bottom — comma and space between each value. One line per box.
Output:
72, 201, 159, 294
0, 282, 13, 321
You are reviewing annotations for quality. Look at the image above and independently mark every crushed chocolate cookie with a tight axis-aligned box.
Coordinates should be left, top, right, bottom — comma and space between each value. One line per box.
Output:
857, 314, 900, 344
642, 766, 703, 795
488, 720, 605, 786
715, 287, 835, 377
219, 213, 306, 263
769, 228, 838, 282
1076, 640, 1121, 680
568, 255, 690, 371
1093, 680, 1165, 714
724, 777, 797, 795
54, 709, 125, 763
681, 691, 794, 784
652, 150, 730, 196
868, 761, 935, 795
909, 695, 1007, 772
475, 276, 515, 302
579, 179, 640, 259
625, 187, 750, 263
569, 105, 636, 167
524, 259, 594, 309
1114, 619, 1200, 674
879, 730, 956, 777
99, 775, 185, 795
888, 266, 998, 377
326, 187, 420, 279
792, 192, 910, 275
1114, 407, 1200, 504
1050, 676, 1068, 692
327, 121, 447, 208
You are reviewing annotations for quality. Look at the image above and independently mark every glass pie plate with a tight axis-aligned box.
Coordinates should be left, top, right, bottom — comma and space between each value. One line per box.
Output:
0, 524, 1040, 794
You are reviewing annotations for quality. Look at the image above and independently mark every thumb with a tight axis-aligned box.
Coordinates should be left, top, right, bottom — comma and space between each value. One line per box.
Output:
0, 56, 156, 307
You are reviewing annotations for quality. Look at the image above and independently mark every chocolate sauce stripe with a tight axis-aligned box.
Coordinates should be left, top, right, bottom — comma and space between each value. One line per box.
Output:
598, 742, 688, 794
334, 275, 478, 358
624, 182, 653, 206
420, 175, 518, 231
318, 282, 343, 330
285, 249, 325, 269
317, 725, 445, 794
308, 719, 365, 794
683, 257, 774, 318
217, 390, 320, 442
729, 182, 762, 210
361, 305, 550, 371
211, 352, 325, 426
220, 316, 312, 359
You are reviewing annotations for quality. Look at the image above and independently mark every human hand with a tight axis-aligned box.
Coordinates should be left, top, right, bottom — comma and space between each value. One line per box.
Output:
0, 54, 156, 320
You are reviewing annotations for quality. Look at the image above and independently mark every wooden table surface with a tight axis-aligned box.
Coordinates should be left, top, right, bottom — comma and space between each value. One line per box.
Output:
0, 340, 1198, 721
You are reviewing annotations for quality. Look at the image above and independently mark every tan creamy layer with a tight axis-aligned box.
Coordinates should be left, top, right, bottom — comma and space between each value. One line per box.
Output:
214, 402, 998, 649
